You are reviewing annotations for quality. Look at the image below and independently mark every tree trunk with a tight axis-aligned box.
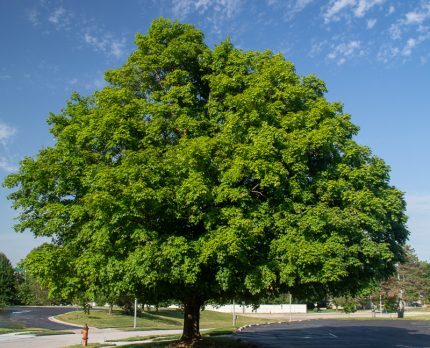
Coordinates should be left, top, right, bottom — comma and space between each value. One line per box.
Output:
181, 299, 202, 342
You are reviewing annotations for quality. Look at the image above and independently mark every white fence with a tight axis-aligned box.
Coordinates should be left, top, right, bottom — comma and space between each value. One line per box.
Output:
204, 304, 307, 314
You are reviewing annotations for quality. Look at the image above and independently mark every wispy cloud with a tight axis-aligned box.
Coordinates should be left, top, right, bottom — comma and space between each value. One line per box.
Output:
367, 18, 377, 28
324, 0, 385, 23
266, 0, 315, 20
402, 37, 418, 56
28, 5, 73, 31
0, 123, 16, 146
27, 8, 40, 26
172, 0, 243, 19
389, 1, 430, 39
381, 1, 430, 62
83, 33, 126, 59
402, 33, 430, 56
169, 0, 244, 36
48, 7, 65, 24
377, 44, 400, 63
26, 2, 128, 61
404, 2, 430, 25
327, 40, 364, 64
0, 122, 17, 172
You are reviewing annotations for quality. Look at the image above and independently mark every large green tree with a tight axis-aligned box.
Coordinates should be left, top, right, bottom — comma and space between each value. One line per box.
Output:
4, 18, 408, 340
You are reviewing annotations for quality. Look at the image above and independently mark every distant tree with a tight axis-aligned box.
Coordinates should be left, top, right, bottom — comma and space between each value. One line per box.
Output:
15, 270, 51, 306
4, 18, 409, 341
331, 296, 358, 313
380, 246, 430, 304
0, 252, 16, 306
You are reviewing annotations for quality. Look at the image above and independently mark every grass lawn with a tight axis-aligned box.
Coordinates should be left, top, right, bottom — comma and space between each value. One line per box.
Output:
66, 336, 255, 348
56, 308, 277, 332
0, 328, 18, 334
118, 336, 256, 347
59, 309, 271, 347
0, 327, 74, 336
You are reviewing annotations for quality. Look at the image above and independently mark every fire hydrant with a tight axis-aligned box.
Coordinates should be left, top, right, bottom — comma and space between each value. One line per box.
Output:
81, 323, 89, 347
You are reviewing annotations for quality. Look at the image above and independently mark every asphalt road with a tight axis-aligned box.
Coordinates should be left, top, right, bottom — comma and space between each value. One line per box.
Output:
235, 319, 430, 348
0, 306, 80, 330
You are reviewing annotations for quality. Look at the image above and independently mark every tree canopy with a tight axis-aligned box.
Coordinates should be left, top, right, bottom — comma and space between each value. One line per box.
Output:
4, 18, 408, 340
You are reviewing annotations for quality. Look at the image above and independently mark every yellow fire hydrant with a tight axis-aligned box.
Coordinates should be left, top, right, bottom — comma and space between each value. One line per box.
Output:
81, 323, 89, 347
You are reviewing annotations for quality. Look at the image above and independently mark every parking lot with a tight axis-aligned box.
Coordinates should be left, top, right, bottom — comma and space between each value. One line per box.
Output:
236, 319, 430, 347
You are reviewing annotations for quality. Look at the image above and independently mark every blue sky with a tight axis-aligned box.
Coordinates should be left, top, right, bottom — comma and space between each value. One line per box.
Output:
1, 0, 429, 266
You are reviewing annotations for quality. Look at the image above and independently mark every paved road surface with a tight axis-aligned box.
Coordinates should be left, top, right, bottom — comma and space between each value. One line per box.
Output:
236, 319, 430, 347
1, 306, 80, 330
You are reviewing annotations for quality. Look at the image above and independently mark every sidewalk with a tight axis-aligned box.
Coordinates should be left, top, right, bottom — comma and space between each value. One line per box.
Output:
0, 328, 182, 348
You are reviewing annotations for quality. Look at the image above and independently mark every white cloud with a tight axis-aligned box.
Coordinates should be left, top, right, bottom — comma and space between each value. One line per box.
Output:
292, 0, 315, 13
172, 0, 242, 19
27, 9, 40, 26
355, 0, 385, 17
404, 4, 430, 25
401, 33, 430, 56
83, 33, 126, 59
402, 38, 417, 56
265, 0, 315, 20
388, 5, 395, 15
327, 40, 363, 64
389, 2, 430, 40
367, 18, 377, 29
48, 7, 65, 24
324, 0, 385, 22
377, 44, 400, 63
324, 0, 355, 22
0, 122, 17, 173
0, 123, 16, 145
389, 23, 402, 39
47, 7, 72, 30
264, 0, 315, 21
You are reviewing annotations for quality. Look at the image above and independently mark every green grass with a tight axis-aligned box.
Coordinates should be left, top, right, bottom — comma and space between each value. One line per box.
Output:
24, 329, 76, 336
334, 315, 430, 321
65, 344, 114, 348
405, 315, 430, 320
0, 327, 74, 336
0, 328, 18, 334
56, 308, 277, 331
106, 334, 181, 342
407, 307, 430, 312
119, 336, 256, 347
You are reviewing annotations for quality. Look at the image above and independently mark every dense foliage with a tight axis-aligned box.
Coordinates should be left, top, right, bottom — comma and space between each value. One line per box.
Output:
4, 18, 408, 339
0, 252, 16, 306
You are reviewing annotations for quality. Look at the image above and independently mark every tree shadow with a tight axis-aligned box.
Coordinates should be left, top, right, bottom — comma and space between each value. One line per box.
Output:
139, 309, 183, 326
